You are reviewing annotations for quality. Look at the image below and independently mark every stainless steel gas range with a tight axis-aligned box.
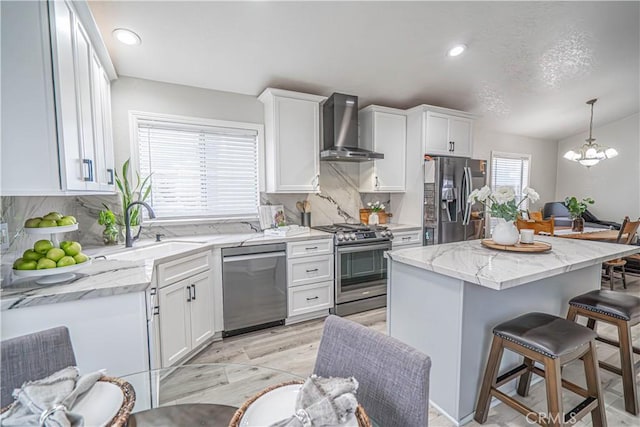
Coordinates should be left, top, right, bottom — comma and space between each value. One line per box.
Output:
312, 223, 393, 316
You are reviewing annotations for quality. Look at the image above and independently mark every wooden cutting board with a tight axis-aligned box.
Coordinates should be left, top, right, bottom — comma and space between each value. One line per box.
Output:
481, 239, 552, 253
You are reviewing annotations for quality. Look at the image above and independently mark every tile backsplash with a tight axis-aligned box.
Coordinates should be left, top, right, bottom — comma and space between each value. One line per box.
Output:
1, 161, 390, 264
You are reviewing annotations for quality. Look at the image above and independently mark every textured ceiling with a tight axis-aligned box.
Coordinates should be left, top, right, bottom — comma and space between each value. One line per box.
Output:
89, 1, 640, 141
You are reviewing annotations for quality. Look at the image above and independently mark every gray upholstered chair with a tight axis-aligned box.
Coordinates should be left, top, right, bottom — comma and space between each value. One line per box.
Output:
1, 326, 77, 407
314, 315, 432, 426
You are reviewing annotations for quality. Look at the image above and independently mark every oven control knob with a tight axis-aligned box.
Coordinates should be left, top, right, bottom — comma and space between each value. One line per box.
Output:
337, 233, 345, 241
387, 232, 394, 239
349, 233, 357, 240
381, 230, 388, 237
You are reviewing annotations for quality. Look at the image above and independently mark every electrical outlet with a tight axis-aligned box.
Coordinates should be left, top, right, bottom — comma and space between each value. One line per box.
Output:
0, 223, 9, 250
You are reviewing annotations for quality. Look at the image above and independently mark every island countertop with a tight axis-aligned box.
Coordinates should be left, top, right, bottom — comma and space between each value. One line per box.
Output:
386, 236, 640, 290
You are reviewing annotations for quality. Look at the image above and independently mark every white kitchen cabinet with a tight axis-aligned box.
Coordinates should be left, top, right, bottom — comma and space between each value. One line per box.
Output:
425, 111, 473, 158
359, 106, 407, 192
286, 239, 334, 324
158, 280, 192, 367
154, 251, 216, 368
0, 0, 115, 195
392, 230, 423, 249
189, 271, 216, 349
259, 88, 326, 193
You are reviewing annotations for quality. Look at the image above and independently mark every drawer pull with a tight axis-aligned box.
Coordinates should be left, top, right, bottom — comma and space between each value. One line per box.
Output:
402, 237, 411, 241
305, 246, 318, 250
306, 296, 319, 301
305, 268, 319, 273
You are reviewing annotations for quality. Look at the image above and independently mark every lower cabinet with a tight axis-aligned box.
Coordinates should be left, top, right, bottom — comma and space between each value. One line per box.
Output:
288, 281, 334, 317
286, 239, 334, 323
157, 258, 215, 368
392, 230, 423, 249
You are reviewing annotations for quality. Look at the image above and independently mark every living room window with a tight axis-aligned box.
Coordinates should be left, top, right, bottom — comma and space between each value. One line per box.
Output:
131, 112, 262, 220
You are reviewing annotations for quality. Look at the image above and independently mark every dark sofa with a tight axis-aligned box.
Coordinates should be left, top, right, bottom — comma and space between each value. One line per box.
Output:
542, 202, 621, 230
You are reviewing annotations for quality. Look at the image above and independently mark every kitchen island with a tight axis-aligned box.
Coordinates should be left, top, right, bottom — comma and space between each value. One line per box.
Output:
385, 236, 639, 426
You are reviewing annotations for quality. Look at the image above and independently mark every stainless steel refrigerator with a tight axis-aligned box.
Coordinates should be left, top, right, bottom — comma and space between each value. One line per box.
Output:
423, 157, 487, 245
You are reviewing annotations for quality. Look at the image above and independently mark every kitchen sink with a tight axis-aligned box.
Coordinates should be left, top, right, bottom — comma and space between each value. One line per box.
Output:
103, 241, 207, 261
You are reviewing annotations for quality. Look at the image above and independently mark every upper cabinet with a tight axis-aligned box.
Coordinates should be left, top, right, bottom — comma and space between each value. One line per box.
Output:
424, 109, 474, 158
259, 88, 326, 193
359, 106, 407, 192
1, 0, 116, 195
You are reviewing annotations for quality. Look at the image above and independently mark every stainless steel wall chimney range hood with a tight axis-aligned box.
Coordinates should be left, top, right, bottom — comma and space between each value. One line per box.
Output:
320, 93, 384, 162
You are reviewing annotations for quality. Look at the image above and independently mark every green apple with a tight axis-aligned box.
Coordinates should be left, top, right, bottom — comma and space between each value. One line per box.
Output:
34, 239, 53, 254
38, 219, 58, 228
73, 253, 89, 264
23, 249, 43, 261
61, 215, 76, 224
24, 217, 42, 228
46, 248, 66, 262
15, 259, 37, 270
61, 241, 81, 257
57, 256, 76, 268
43, 212, 63, 221
37, 258, 57, 269
57, 217, 75, 226
12, 257, 24, 269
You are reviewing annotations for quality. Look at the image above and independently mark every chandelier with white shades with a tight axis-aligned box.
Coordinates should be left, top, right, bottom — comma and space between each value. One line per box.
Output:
563, 98, 618, 167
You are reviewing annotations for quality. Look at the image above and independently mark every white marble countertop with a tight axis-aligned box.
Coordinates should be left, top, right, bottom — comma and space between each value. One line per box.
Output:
387, 236, 640, 290
1, 230, 332, 310
384, 223, 422, 232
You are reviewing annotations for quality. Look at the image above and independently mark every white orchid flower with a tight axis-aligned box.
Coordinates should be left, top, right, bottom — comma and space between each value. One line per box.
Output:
367, 202, 372, 207
468, 189, 480, 203
477, 186, 492, 202
380, 204, 385, 210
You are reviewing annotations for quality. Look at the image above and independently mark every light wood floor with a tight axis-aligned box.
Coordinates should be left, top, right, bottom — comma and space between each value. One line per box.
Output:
190, 274, 640, 426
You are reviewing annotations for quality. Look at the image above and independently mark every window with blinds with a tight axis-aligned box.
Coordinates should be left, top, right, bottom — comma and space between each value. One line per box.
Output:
135, 116, 260, 220
490, 151, 531, 209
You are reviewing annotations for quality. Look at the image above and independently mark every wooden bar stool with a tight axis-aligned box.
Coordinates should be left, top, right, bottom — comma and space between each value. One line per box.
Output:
567, 290, 640, 415
475, 312, 606, 427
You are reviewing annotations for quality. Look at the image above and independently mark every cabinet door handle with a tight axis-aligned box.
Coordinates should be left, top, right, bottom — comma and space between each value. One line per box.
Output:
452, 141, 455, 152
375, 176, 379, 188
186, 286, 192, 302
306, 296, 319, 301
107, 168, 114, 185
448, 142, 453, 152
82, 159, 93, 182
152, 306, 159, 316
306, 268, 319, 273
191, 284, 196, 300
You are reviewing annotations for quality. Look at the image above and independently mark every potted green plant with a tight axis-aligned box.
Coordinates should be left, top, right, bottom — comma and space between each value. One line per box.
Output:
564, 196, 594, 232
115, 158, 152, 229
98, 206, 119, 245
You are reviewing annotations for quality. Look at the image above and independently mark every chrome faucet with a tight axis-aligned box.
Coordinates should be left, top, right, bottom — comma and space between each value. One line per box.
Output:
125, 201, 156, 247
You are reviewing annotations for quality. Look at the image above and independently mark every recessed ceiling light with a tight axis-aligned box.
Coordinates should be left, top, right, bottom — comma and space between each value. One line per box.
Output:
447, 44, 467, 57
112, 28, 141, 46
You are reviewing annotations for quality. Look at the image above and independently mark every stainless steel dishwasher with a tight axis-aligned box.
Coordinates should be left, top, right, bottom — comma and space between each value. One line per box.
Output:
222, 244, 287, 336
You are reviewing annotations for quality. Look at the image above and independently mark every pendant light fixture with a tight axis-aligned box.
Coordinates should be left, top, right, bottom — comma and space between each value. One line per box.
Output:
563, 98, 618, 167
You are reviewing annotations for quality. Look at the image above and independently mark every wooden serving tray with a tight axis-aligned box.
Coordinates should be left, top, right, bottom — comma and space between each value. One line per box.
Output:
481, 239, 552, 253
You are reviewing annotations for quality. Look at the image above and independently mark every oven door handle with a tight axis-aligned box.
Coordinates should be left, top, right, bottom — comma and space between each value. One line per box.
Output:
336, 243, 392, 254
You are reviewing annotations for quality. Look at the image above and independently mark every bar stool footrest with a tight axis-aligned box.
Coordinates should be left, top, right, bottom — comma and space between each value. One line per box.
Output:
566, 396, 597, 423
496, 363, 529, 388
596, 336, 640, 355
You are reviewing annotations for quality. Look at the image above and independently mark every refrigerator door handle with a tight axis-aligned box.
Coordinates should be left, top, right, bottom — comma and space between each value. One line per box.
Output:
462, 167, 472, 225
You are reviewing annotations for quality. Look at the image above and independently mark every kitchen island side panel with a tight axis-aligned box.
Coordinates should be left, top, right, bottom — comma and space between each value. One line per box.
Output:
388, 260, 465, 421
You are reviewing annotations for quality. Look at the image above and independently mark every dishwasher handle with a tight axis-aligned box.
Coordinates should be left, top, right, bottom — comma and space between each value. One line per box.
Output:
222, 251, 286, 263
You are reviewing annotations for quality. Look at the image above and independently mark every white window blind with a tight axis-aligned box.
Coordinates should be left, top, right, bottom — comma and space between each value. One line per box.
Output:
490, 152, 531, 209
137, 118, 259, 219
